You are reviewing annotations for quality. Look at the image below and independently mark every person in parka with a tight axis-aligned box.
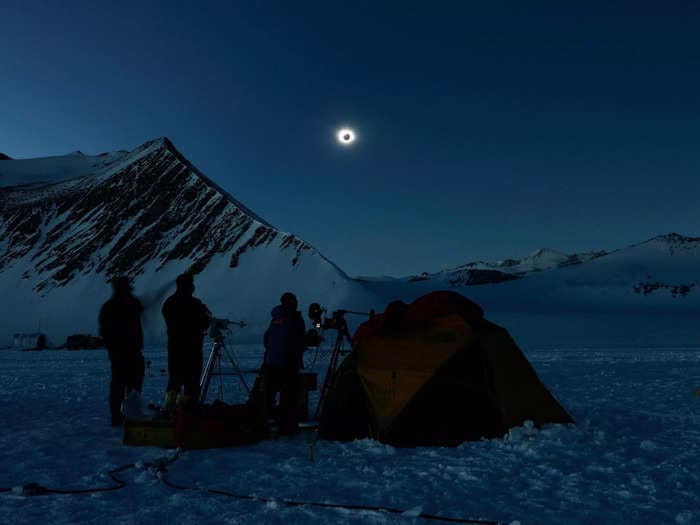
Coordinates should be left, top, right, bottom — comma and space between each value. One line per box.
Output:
99, 276, 145, 426
162, 273, 211, 407
262, 292, 306, 431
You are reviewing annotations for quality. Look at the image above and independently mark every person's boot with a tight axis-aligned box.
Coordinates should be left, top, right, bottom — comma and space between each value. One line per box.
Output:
122, 390, 143, 418
176, 393, 190, 409
110, 382, 125, 427
164, 390, 177, 411
266, 417, 281, 439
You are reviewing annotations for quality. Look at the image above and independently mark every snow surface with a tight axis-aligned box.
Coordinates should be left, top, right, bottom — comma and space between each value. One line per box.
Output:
1, 311, 699, 525
0, 151, 128, 188
0, 138, 177, 192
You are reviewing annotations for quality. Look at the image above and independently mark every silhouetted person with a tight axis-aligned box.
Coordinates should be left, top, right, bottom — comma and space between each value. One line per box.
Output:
162, 273, 210, 407
99, 276, 144, 426
262, 292, 306, 432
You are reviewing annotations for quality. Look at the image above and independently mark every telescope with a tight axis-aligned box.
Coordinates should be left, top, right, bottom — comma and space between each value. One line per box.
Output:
307, 303, 374, 335
208, 317, 246, 343
306, 303, 374, 419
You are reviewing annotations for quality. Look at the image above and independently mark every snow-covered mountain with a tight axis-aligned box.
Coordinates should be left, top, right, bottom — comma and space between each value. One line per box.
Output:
404, 248, 608, 286
366, 233, 700, 310
1, 137, 698, 346
0, 138, 371, 345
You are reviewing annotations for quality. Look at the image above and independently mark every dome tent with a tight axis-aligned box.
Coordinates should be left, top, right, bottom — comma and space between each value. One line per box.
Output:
319, 291, 573, 447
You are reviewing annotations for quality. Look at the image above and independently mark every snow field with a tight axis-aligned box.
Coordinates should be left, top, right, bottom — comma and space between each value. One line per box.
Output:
1, 320, 699, 524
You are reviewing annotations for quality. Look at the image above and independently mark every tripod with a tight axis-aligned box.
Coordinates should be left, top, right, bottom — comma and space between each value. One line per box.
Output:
313, 309, 367, 420
199, 318, 249, 404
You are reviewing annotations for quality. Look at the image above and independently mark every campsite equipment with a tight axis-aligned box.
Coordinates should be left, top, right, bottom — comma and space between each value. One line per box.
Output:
124, 318, 318, 449
123, 378, 319, 448
123, 402, 267, 448
14, 333, 48, 351
124, 316, 263, 448
319, 291, 573, 447
64, 334, 103, 349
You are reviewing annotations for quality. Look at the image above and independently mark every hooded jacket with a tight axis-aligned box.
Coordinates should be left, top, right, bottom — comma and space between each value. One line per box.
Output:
263, 304, 306, 370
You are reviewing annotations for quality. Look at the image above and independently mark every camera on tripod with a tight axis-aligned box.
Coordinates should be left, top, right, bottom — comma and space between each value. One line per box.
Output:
308, 303, 374, 328
208, 317, 246, 343
305, 303, 375, 348
305, 303, 375, 419
308, 303, 349, 330
305, 304, 350, 347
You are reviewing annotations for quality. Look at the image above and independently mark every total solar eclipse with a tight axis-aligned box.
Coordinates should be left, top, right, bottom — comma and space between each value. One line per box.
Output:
337, 128, 356, 146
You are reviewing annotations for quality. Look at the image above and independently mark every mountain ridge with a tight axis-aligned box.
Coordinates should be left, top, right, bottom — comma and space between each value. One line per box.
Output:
1, 138, 698, 344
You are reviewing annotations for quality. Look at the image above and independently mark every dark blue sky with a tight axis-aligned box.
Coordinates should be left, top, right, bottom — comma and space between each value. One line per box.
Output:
2, 1, 699, 276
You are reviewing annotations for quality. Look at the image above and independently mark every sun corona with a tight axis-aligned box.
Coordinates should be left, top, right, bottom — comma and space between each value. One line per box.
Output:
336, 128, 356, 146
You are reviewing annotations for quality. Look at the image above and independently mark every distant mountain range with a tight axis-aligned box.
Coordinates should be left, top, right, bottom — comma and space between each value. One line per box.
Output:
1, 138, 698, 344
397, 247, 609, 286
372, 232, 700, 311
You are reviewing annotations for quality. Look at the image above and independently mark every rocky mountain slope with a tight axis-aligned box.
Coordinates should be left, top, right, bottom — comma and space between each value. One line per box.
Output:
0, 138, 368, 344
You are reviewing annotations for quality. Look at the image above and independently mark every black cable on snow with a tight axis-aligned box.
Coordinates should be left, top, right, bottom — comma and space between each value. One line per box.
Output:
208, 487, 501, 525
161, 474, 501, 525
160, 476, 191, 491
2, 450, 501, 524
1, 464, 133, 496
2, 451, 181, 497
41, 463, 133, 495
